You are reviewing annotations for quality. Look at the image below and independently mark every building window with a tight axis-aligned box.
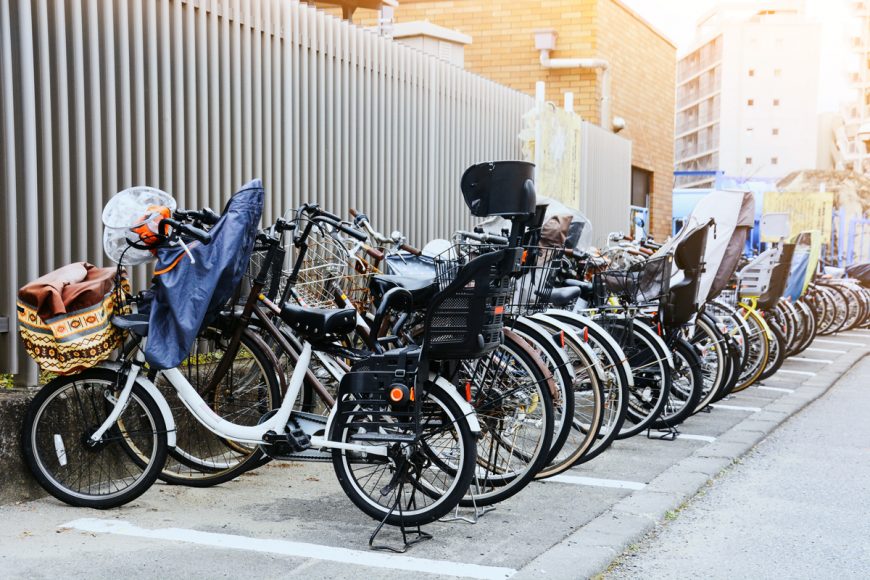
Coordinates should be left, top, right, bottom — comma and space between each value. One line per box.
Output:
773, 98, 780, 106
772, 128, 779, 136
771, 157, 778, 165
748, 68, 755, 77
745, 157, 752, 165
747, 99, 754, 106
631, 166, 653, 208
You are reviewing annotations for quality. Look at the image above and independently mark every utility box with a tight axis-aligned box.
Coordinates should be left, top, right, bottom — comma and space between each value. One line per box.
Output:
391, 21, 471, 68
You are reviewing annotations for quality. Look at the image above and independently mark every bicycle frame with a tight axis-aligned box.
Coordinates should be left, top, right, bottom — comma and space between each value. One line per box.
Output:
88, 337, 391, 457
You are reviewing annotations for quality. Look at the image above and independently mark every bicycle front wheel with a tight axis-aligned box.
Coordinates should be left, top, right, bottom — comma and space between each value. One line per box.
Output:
22, 369, 168, 508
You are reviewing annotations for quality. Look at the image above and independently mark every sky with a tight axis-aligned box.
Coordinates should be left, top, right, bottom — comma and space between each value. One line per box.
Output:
619, 0, 855, 112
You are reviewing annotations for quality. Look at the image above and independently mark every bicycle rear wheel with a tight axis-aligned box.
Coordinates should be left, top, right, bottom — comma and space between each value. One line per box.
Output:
458, 329, 554, 506
22, 369, 168, 508
330, 380, 476, 527
153, 327, 281, 486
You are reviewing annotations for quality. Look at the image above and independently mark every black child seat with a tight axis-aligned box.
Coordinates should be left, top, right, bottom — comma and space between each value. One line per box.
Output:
369, 275, 437, 310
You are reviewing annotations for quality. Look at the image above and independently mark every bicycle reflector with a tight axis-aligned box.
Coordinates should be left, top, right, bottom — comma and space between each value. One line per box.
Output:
388, 384, 410, 405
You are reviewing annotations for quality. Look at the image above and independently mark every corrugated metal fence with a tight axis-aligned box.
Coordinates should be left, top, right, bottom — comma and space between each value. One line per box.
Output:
579, 122, 632, 247
0, 0, 534, 379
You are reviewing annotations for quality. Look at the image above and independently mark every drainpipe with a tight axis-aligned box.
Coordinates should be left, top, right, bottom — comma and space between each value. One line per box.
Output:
538, 49, 611, 130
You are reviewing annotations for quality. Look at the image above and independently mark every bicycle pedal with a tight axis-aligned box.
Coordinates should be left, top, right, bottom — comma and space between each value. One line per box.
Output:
261, 428, 311, 458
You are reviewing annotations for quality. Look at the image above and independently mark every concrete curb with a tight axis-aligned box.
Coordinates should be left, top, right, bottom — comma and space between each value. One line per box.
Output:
513, 346, 869, 580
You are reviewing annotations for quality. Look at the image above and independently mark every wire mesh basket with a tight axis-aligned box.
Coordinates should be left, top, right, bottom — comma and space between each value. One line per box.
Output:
506, 246, 566, 316
426, 242, 522, 360
592, 254, 672, 307
245, 221, 377, 310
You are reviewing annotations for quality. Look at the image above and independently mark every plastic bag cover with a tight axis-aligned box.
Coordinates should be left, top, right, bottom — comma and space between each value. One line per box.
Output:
144, 179, 264, 369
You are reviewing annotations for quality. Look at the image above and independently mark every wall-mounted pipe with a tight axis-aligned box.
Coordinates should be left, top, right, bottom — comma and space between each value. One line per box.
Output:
538, 49, 611, 131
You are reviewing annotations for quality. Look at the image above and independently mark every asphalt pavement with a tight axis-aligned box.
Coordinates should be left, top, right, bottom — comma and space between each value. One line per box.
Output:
605, 349, 870, 579
0, 328, 867, 580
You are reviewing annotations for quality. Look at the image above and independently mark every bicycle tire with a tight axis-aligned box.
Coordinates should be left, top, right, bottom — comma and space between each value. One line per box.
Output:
22, 369, 168, 509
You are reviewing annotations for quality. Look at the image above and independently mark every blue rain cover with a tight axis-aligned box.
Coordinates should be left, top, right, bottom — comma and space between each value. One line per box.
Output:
145, 179, 264, 369
783, 250, 810, 302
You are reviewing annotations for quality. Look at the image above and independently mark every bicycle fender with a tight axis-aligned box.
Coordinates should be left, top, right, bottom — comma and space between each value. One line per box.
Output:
528, 313, 607, 383
430, 374, 481, 434
543, 310, 636, 386
96, 361, 178, 448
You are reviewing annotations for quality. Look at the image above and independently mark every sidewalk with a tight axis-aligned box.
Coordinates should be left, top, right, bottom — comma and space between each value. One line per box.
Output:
604, 353, 870, 579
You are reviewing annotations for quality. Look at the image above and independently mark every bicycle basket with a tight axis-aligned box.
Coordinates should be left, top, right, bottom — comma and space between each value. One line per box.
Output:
593, 254, 672, 307
425, 244, 522, 360
289, 221, 375, 309
337, 347, 423, 444
17, 263, 130, 374
508, 246, 565, 316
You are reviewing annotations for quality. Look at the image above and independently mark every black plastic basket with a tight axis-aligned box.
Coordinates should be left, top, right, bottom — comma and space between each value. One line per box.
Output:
426, 243, 522, 360
507, 246, 565, 316
593, 254, 672, 307
336, 346, 423, 444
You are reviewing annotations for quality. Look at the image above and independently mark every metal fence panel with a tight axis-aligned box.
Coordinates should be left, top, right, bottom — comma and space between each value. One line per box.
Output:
580, 122, 633, 248
0, 0, 533, 379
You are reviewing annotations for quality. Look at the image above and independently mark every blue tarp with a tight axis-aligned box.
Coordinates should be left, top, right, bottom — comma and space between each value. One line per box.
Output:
145, 179, 264, 369
784, 250, 810, 302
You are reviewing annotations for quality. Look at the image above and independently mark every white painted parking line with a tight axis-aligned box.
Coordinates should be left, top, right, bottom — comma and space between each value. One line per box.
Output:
805, 347, 847, 354
757, 386, 795, 393
813, 339, 866, 347
777, 369, 817, 377
786, 357, 833, 364
548, 475, 646, 490
711, 404, 762, 413
676, 433, 717, 443
61, 519, 516, 580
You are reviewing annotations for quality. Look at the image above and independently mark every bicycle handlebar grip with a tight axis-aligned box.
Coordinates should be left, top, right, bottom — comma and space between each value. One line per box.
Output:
348, 208, 359, 218
180, 223, 212, 245
338, 222, 368, 242
399, 243, 422, 256
365, 246, 385, 261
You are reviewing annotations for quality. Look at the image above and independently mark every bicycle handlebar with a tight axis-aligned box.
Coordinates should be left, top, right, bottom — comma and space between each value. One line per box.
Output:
159, 218, 213, 245
456, 229, 508, 245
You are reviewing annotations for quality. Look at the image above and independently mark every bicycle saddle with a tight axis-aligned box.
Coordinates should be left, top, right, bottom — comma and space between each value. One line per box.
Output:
279, 304, 356, 338
112, 313, 150, 337
548, 286, 584, 307
369, 274, 437, 308
562, 279, 595, 302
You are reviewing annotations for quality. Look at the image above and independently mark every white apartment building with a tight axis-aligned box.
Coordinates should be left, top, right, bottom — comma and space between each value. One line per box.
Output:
835, 0, 870, 174
674, 1, 821, 188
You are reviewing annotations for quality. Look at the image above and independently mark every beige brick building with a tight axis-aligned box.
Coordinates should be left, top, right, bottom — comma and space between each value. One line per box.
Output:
341, 0, 677, 240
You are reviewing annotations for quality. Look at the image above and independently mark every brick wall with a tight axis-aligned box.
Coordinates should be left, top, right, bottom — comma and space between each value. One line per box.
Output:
341, 0, 675, 240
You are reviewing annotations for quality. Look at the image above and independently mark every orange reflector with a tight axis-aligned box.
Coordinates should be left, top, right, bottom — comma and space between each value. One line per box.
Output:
494, 305, 504, 315
583, 327, 589, 342
409, 388, 415, 402
464, 382, 472, 402
657, 322, 662, 336
389, 387, 404, 403
559, 331, 565, 348
521, 250, 528, 264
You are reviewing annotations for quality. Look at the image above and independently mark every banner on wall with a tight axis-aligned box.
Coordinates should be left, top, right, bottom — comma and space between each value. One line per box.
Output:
519, 106, 583, 207
761, 191, 833, 241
